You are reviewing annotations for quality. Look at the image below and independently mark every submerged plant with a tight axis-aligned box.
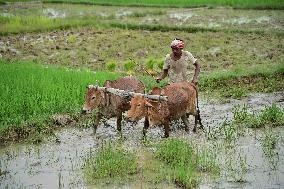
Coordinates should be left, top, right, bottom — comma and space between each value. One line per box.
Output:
260, 128, 280, 170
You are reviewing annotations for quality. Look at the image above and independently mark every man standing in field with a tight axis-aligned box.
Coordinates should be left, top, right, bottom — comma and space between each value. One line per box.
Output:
156, 38, 201, 85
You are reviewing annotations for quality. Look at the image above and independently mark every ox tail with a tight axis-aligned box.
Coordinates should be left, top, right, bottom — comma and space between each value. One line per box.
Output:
190, 83, 203, 129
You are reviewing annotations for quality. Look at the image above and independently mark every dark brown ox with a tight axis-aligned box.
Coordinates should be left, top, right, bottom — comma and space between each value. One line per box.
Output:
82, 76, 145, 134
127, 82, 203, 138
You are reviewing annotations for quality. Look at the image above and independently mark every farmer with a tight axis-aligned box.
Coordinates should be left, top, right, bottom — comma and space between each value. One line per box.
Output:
156, 38, 201, 85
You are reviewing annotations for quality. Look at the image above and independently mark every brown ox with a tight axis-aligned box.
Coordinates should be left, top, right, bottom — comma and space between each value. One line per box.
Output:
127, 82, 203, 138
82, 76, 145, 134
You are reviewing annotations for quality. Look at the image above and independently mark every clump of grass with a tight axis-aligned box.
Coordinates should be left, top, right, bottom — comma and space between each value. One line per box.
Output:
155, 138, 195, 167
106, 61, 117, 72
84, 143, 137, 183
123, 59, 136, 72
259, 104, 284, 127
146, 58, 156, 70
155, 138, 220, 188
155, 138, 199, 188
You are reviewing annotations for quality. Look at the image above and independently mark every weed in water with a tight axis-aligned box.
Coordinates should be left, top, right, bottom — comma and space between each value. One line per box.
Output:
196, 146, 220, 176
260, 128, 280, 170
226, 149, 248, 183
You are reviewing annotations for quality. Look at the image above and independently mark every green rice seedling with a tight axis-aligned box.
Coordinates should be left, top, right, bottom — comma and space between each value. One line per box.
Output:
219, 119, 237, 145
84, 142, 137, 183
260, 128, 280, 169
0, 60, 121, 141
226, 149, 248, 183
196, 146, 220, 175
146, 58, 156, 70
157, 59, 164, 70
123, 59, 136, 72
174, 165, 199, 189
106, 61, 117, 72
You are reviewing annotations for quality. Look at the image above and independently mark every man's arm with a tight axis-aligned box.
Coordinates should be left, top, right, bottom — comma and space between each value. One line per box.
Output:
192, 61, 201, 85
156, 69, 168, 83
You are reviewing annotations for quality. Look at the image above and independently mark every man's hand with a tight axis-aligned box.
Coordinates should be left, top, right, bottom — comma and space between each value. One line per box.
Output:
156, 77, 162, 83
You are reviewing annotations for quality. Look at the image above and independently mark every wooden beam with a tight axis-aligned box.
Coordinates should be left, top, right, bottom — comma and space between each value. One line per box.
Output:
88, 85, 168, 101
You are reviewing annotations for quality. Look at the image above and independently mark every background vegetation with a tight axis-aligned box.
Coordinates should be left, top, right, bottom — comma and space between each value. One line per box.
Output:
42, 0, 284, 9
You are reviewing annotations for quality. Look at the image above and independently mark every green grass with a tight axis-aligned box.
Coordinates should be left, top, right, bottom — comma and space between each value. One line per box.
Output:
43, 0, 284, 9
84, 143, 137, 183
0, 60, 121, 141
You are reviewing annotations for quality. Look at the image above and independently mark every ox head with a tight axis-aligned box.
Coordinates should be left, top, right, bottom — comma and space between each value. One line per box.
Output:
127, 95, 152, 121
81, 85, 105, 114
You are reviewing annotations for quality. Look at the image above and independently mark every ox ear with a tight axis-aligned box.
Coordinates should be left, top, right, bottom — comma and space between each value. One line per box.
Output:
145, 101, 153, 108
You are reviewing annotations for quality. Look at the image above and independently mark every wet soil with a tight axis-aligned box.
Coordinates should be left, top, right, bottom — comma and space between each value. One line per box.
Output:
0, 92, 283, 188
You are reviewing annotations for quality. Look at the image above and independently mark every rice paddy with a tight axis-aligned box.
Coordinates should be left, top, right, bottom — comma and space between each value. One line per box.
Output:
0, 1, 283, 189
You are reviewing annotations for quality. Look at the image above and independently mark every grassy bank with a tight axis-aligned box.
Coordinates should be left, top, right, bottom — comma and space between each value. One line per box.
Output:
0, 60, 121, 142
42, 0, 284, 9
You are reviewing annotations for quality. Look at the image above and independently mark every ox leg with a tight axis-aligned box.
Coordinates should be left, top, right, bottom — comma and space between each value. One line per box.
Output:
197, 109, 204, 130
116, 113, 122, 133
163, 121, 170, 138
93, 112, 101, 134
193, 115, 198, 133
143, 117, 149, 138
181, 115, 190, 133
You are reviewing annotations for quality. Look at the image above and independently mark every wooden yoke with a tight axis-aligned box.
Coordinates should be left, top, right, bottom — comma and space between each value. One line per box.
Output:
88, 85, 168, 101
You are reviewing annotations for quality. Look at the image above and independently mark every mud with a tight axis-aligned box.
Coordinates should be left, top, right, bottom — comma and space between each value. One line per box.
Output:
0, 92, 283, 188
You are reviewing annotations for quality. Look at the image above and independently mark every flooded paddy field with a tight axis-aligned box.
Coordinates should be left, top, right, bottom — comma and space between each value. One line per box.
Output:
1, 92, 283, 188
0, 1, 284, 188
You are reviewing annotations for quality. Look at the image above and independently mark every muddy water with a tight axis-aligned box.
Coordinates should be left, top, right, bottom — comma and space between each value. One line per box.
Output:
0, 92, 283, 188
